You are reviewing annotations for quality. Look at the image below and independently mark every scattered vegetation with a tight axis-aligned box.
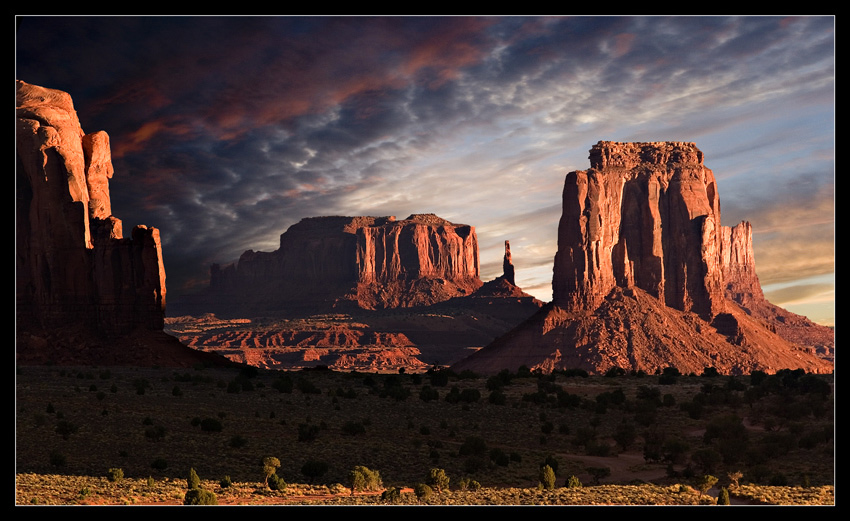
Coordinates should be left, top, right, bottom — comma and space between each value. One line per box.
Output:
15, 365, 834, 505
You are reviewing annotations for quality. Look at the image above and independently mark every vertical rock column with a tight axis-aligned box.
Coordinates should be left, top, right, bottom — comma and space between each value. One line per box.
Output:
552, 141, 726, 318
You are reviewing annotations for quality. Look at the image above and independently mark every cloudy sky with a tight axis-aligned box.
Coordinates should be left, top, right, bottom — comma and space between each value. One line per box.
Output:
15, 16, 834, 325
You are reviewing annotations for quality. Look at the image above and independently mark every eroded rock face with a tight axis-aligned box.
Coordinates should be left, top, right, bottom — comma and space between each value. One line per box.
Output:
721, 221, 834, 359
16, 80, 166, 337
201, 214, 483, 314
553, 141, 724, 318
454, 141, 833, 375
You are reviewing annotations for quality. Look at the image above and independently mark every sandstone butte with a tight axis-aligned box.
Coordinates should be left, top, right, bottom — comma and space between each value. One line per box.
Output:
15, 80, 230, 368
452, 141, 834, 376
177, 214, 487, 316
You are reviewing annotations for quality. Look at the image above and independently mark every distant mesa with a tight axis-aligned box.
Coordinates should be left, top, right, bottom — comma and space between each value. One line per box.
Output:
452, 141, 834, 376
178, 214, 487, 316
15, 80, 231, 367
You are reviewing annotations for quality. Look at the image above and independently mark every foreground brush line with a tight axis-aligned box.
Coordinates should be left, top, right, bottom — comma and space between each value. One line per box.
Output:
15, 474, 834, 506
15, 364, 833, 506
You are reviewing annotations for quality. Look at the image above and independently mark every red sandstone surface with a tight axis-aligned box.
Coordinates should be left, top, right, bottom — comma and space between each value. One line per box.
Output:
15, 82, 832, 375
453, 142, 833, 375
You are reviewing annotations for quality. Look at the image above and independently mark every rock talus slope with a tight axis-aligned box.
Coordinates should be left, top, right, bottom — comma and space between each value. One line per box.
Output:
16, 80, 230, 367
454, 141, 833, 375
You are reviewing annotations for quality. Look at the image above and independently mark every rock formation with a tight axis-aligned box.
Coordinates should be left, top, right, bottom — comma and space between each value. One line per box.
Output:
552, 141, 724, 318
453, 141, 833, 376
721, 221, 834, 360
16, 80, 229, 367
502, 240, 516, 286
188, 214, 484, 315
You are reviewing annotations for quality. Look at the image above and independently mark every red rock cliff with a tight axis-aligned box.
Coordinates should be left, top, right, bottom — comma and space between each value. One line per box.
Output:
202, 214, 482, 314
453, 141, 833, 376
16, 80, 166, 337
553, 141, 725, 318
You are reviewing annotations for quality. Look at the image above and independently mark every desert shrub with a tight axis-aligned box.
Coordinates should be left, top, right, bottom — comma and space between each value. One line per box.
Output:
488, 389, 507, 405
132, 378, 151, 395
172, 385, 183, 397
459, 388, 481, 403
413, 483, 433, 501
183, 488, 218, 505
691, 448, 722, 474
106, 467, 124, 482
428, 369, 450, 387
145, 425, 167, 441
566, 475, 582, 488
490, 447, 510, 467
381, 486, 401, 503
268, 473, 286, 491
419, 385, 439, 402
49, 450, 66, 467
301, 459, 329, 482
341, 420, 366, 436
55, 420, 79, 440
717, 487, 730, 505
220, 475, 232, 488
661, 437, 690, 464
613, 420, 637, 451
457, 477, 481, 491
444, 386, 461, 404
427, 468, 450, 493
229, 434, 248, 448
348, 465, 382, 492
272, 375, 294, 393
459, 435, 488, 456
695, 475, 718, 496
587, 440, 612, 457
298, 423, 319, 442
262, 456, 281, 486
539, 464, 556, 490
541, 454, 559, 475
587, 466, 611, 485
604, 366, 626, 377
463, 456, 488, 474
701, 367, 720, 377
151, 458, 168, 470
296, 377, 321, 394
199, 418, 223, 432
187, 468, 200, 489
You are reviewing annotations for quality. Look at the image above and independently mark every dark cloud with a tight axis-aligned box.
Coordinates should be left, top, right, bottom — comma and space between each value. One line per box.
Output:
16, 16, 834, 324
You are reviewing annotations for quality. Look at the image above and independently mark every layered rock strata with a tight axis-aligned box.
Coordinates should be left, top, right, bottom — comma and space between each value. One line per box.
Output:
197, 214, 483, 315
453, 141, 833, 375
552, 141, 724, 318
16, 80, 166, 337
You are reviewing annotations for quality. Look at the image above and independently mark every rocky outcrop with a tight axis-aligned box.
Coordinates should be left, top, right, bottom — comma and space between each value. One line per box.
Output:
16, 80, 167, 338
721, 221, 835, 360
454, 141, 833, 375
194, 214, 483, 315
553, 141, 724, 318
502, 240, 516, 285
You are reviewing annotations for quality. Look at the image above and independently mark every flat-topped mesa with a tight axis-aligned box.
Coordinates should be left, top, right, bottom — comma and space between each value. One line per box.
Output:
588, 141, 704, 170
16, 80, 167, 336
553, 140, 724, 318
207, 213, 482, 312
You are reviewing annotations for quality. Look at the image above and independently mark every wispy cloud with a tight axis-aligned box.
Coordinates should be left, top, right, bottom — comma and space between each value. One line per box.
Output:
16, 15, 834, 324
